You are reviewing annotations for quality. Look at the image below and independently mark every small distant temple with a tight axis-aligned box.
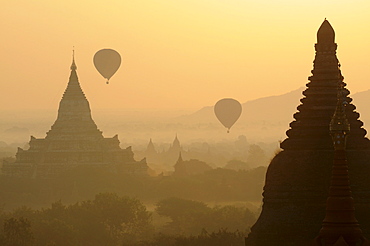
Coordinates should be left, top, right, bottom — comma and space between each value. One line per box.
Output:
168, 134, 182, 154
2, 55, 148, 178
142, 135, 186, 168
246, 20, 370, 245
173, 152, 212, 176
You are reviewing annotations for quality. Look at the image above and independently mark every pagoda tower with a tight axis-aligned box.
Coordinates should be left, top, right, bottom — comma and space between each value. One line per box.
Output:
245, 20, 370, 245
145, 138, 157, 156
168, 134, 181, 153
3, 55, 148, 177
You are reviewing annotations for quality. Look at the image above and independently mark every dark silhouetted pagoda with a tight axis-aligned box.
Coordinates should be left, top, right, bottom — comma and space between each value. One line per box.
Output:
3, 55, 148, 178
246, 20, 370, 245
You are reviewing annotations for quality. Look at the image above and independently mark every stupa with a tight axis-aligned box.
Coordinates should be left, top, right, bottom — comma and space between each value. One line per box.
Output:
2, 55, 148, 178
245, 20, 370, 245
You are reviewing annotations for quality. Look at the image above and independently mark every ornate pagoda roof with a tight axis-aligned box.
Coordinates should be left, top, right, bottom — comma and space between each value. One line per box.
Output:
280, 19, 368, 151
45, 53, 103, 140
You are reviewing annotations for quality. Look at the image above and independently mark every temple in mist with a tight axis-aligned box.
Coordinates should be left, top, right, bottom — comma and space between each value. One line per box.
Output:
2, 56, 148, 178
246, 20, 370, 245
142, 135, 185, 166
173, 152, 212, 176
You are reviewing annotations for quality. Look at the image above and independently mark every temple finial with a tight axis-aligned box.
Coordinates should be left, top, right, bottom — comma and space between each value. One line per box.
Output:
317, 19, 335, 44
70, 47, 77, 71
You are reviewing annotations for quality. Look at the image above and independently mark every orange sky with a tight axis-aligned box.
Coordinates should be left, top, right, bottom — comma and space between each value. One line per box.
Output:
1, 0, 370, 111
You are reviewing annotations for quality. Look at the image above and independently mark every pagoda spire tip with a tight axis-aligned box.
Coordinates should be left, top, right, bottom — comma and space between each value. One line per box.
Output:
70, 47, 77, 71
317, 19, 335, 45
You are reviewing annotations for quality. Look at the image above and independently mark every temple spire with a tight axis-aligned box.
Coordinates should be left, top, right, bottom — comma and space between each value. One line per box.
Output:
145, 138, 157, 155
70, 48, 77, 71
317, 19, 335, 44
173, 134, 180, 149
63, 50, 85, 99
315, 19, 337, 54
45, 52, 103, 140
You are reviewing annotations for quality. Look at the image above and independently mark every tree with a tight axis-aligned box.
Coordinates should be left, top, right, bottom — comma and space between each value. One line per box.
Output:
156, 197, 210, 222
156, 197, 211, 235
68, 193, 153, 245
3, 217, 34, 246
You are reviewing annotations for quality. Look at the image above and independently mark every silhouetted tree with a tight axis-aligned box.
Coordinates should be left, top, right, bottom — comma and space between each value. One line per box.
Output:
155, 197, 256, 237
156, 197, 211, 235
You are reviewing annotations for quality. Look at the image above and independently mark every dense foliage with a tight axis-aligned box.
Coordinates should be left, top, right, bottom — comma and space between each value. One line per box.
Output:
0, 166, 266, 211
0, 194, 257, 246
156, 197, 256, 236
0, 193, 152, 246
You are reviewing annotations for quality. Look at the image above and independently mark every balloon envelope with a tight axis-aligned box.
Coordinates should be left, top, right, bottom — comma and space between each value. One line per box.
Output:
214, 98, 242, 132
93, 49, 121, 83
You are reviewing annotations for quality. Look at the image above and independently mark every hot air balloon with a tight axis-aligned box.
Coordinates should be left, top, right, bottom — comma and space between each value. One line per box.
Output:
214, 98, 242, 133
93, 49, 121, 84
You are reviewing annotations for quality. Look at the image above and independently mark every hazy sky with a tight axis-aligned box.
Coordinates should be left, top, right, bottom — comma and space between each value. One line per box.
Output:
1, 0, 370, 111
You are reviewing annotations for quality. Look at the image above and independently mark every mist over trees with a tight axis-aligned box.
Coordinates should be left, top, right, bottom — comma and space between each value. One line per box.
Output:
0, 164, 266, 210
0, 93, 290, 245
0, 194, 257, 246
0, 110, 273, 245
0, 152, 266, 245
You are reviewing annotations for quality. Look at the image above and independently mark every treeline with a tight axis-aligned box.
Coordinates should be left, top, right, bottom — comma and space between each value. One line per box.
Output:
0, 194, 256, 246
0, 166, 266, 211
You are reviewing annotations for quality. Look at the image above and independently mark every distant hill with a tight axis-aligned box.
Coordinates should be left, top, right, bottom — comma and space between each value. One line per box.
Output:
174, 87, 305, 125
1, 88, 369, 145
175, 87, 370, 124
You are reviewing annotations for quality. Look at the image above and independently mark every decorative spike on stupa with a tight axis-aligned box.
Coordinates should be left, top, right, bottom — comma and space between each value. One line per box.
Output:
330, 83, 350, 138
70, 48, 77, 71
313, 84, 369, 246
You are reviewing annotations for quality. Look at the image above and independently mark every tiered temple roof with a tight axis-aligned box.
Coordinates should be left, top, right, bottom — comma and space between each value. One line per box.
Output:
3, 56, 148, 178
246, 20, 370, 245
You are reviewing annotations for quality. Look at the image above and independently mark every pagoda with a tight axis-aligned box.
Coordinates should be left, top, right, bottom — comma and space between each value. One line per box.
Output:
245, 20, 370, 245
168, 134, 181, 154
2, 55, 148, 178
